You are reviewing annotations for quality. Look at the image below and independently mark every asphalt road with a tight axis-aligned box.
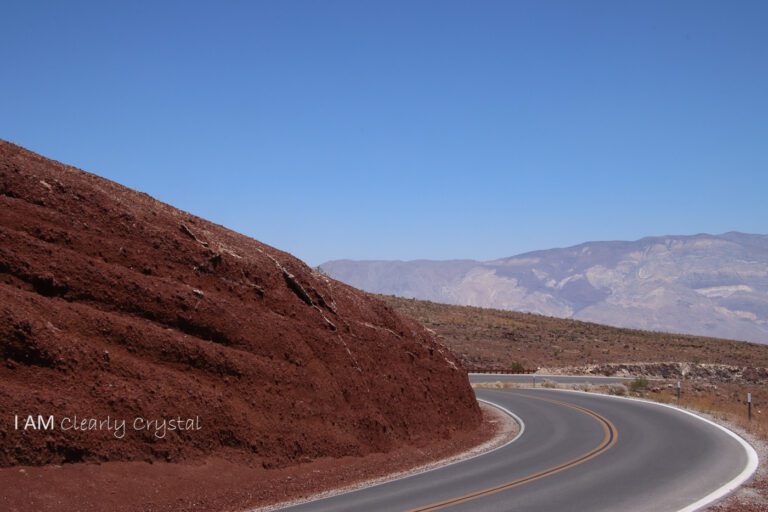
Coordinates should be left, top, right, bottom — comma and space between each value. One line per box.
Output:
279, 385, 756, 512
469, 373, 645, 385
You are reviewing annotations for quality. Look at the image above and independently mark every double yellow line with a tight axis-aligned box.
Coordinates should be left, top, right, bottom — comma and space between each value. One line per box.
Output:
407, 394, 619, 511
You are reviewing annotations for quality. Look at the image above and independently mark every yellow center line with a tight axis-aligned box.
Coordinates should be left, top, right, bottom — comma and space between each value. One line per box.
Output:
405, 393, 619, 512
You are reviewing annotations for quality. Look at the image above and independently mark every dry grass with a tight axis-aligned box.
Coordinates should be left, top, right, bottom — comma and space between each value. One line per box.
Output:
472, 380, 630, 395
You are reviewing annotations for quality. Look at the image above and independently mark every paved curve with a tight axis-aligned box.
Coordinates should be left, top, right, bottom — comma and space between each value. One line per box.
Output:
469, 373, 647, 385
279, 385, 756, 512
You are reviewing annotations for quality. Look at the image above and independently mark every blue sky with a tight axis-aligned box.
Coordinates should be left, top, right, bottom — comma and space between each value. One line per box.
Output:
2, 1, 767, 265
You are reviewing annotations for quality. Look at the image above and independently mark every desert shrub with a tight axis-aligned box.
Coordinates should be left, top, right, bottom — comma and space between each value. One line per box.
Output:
629, 376, 649, 393
541, 379, 558, 388
608, 383, 628, 396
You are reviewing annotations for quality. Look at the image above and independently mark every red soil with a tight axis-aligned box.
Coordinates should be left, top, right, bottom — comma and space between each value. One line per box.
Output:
0, 403, 504, 512
0, 141, 480, 477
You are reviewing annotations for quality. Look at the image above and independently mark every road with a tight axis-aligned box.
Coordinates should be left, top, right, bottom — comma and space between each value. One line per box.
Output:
469, 373, 646, 385
278, 382, 757, 512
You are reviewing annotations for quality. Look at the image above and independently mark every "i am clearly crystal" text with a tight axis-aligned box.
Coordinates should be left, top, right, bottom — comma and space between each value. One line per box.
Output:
13, 414, 202, 439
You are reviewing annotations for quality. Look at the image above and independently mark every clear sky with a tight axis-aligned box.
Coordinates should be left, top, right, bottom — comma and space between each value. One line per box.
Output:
2, 1, 767, 265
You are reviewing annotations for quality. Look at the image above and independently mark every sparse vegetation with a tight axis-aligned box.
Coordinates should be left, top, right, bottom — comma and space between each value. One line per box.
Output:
607, 383, 628, 396
628, 376, 649, 393
379, 295, 768, 370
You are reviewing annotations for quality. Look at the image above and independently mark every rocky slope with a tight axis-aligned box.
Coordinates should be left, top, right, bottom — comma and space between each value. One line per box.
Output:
0, 140, 481, 469
322, 233, 768, 343
380, 295, 768, 371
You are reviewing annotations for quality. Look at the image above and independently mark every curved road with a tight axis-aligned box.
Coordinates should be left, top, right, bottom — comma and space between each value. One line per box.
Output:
279, 383, 756, 512
469, 373, 647, 385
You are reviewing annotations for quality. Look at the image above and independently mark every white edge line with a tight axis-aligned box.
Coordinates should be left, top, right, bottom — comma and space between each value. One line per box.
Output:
477, 398, 526, 444
499, 385, 759, 512
256, 398, 525, 511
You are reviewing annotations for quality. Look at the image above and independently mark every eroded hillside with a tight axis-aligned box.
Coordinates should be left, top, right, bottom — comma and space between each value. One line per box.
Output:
0, 141, 481, 469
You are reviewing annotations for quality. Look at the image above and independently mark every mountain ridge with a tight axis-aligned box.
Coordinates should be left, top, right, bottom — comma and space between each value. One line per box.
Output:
321, 232, 768, 344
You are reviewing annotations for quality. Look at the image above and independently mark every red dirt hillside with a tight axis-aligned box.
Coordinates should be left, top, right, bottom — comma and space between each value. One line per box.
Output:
0, 140, 481, 470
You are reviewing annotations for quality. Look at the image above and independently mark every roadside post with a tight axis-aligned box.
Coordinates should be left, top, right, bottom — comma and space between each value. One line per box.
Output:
748, 393, 752, 421
533, 376, 536, 388
676, 381, 681, 402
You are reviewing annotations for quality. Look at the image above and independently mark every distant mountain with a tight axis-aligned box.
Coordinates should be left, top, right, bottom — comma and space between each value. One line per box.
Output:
321, 233, 768, 344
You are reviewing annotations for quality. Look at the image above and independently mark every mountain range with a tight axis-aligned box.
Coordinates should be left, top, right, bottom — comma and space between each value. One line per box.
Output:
320, 233, 768, 344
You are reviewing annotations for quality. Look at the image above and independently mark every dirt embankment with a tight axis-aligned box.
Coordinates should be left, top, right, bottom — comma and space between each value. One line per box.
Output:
0, 140, 481, 474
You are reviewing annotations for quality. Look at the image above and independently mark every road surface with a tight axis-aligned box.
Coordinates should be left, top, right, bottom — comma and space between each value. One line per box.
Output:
469, 373, 646, 385
278, 383, 757, 512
